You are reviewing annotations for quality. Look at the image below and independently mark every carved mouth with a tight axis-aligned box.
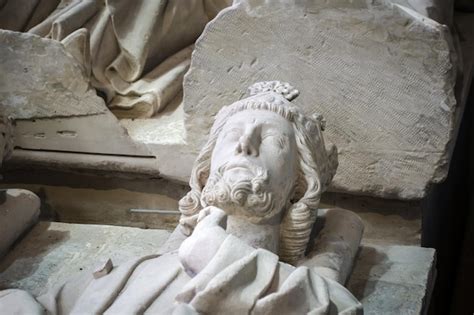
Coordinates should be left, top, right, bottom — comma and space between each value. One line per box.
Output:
224, 161, 253, 172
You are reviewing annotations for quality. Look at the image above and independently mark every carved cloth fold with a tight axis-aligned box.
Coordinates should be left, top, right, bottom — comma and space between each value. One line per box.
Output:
0, 0, 231, 118
0, 234, 362, 314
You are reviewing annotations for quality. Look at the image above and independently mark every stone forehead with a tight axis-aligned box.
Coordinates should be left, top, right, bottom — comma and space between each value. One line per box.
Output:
220, 91, 306, 123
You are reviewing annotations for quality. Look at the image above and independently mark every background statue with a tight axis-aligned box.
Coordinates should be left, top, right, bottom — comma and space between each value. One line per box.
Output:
0, 82, 363, 314
0, 0, 232, 118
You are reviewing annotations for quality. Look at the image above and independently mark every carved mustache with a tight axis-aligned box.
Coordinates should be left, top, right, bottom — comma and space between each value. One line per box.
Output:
223, 160, 255, 173
201, 163, 275, 216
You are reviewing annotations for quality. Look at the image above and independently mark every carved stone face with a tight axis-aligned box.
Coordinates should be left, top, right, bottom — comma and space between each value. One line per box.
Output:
202, 109, 298, 223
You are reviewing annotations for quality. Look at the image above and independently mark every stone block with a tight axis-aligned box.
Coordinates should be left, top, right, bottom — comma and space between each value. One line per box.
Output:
0, 30, 106, 119
0, 30, 153, 157
347, 244, 436, 314
0, 189, 40, 258
13, 112, 152, 156
183, 0, 458, 199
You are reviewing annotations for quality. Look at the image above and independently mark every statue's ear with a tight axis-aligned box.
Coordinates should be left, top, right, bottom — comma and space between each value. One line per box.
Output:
307, 112, 338, 191
290, 173, 306, 204
310, 113, 326, 131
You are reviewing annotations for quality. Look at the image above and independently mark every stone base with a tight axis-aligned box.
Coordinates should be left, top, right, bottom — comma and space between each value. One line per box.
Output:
0, 221, 435, 313
347, 244, 436, 315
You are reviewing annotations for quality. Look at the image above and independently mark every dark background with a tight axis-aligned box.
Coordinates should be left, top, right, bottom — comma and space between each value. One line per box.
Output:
423, 68, 473, 315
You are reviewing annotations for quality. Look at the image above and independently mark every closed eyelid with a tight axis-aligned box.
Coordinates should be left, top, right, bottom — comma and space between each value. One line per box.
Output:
223, 127, 243, 136
227, 127, 243, 133
262, 133, 289, 148
262, 130, 289, 139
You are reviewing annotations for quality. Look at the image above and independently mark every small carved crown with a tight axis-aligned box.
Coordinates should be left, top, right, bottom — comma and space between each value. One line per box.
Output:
248, 81, 299, 101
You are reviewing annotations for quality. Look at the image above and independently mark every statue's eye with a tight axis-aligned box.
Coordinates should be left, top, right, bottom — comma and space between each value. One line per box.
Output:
224, 128, 242, 141
277, 136, 289, 150
262, 133, 289, 150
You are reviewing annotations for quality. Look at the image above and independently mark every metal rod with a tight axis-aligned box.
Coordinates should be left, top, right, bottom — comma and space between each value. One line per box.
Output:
129, 209, 180, 215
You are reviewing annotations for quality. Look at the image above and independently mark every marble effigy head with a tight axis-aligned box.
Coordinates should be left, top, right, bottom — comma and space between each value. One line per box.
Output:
179, 81, 337, 263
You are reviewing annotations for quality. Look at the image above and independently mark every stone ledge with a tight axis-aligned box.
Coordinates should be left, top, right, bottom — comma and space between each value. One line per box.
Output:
0, 221, 171, 296
0, 221, 435, 314
347, 244, 436, 314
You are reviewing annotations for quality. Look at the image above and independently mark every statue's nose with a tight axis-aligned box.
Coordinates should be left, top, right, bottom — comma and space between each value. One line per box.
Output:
235, 131, 260, 157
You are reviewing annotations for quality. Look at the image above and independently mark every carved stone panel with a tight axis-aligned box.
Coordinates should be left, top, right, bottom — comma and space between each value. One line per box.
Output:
183, 0, 458, 199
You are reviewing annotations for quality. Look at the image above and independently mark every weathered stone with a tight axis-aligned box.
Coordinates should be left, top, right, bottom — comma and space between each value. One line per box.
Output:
321, 192, 422, 246
0, 30, 106, 119
0, 222, 171, 296
14, 112, 152, 156
0, 189, 40, 258
0, 183, 182, 230
347, 244, 436, 314
0, 29, 153, 157
0, 115, 13, 162
0, 223, 435, 314
391, 0, 454, 25
183, 0, 458, 199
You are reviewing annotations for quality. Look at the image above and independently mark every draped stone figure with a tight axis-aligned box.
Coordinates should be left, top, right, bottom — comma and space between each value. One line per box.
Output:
0, 0, 232, 118
0, 82, 364, 314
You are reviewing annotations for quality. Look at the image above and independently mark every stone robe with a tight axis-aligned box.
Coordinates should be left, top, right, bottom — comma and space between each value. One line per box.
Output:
0, 234, 362, 314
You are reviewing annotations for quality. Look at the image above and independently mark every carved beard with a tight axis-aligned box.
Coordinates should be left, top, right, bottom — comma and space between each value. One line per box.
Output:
201, 163, 285, 221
